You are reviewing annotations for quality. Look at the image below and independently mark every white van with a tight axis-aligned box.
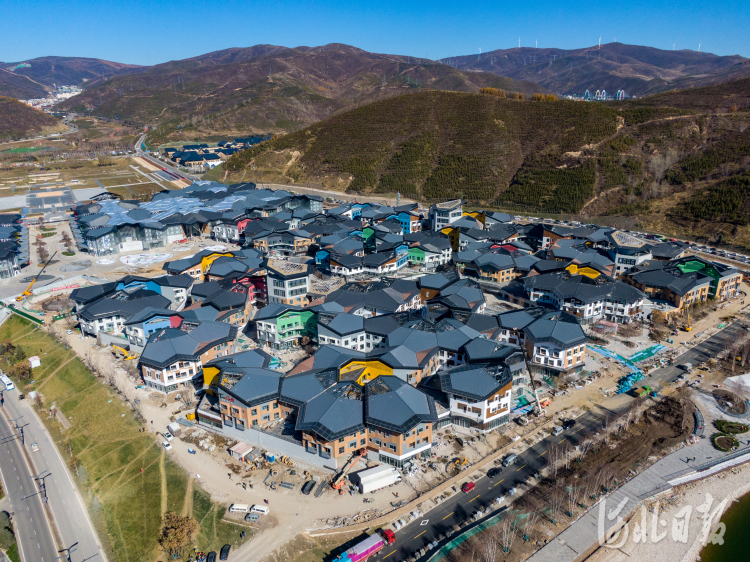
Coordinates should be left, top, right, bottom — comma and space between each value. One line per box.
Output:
250, 505, 270, 515
228, 504, 249, 513
0, 374, 14, 391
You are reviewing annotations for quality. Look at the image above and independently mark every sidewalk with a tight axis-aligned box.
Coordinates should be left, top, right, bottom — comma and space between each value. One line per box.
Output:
527, 399, 750, 562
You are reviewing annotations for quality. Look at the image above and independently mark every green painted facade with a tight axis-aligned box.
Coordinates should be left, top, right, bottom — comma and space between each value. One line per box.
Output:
275, 309, 317, 341
409, 247, 426, 263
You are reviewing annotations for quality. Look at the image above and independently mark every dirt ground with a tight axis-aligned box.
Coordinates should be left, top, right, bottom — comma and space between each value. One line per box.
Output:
712, 389, 747, 415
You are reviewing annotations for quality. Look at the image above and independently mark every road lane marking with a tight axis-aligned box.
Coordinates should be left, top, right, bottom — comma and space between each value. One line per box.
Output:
576, 427, 584, 433
516, 465, 527, 471
558, 439, 565, 443
494, 479, 504, 487
469, 494, 480, 502
443, 512, 454, 520
415, 530, 426, 539
383, 551, 396, 559
538, 451, 547, 457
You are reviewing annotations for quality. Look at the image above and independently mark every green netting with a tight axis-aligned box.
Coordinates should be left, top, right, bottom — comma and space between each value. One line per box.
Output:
427, 513, 508, 562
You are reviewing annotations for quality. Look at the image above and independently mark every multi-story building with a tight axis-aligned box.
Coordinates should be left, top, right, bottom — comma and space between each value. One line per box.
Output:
429, 199, 463, 231
266, 259, 312, 306
255, 303, 317, 350
139, 322, 238, 393
522, 311, 588, 376
438, 364, 513, 431
524, 271, 645, 324
625, 256, 742, 310
78, 293, 172, 337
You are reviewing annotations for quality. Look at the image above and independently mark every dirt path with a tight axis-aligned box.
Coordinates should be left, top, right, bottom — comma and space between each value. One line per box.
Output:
159, 451, 167, 515
580, 185, 623, 215
182, 478, 194, 518
10, 325, 39, 343
35, 355, 75, 391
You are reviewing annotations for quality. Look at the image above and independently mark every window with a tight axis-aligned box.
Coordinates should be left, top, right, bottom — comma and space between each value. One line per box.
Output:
339, 437, 344, 443
274, 413, 279, 420
360, 439, 366, 446
250, 409, 257, 416
389, 444, 397, 452
252, 420, 258, 426
348, 441, 356, 449
338, 447, 345, 454
261, 414, 270, 421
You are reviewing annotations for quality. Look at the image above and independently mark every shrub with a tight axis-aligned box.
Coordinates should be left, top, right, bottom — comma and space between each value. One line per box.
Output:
714, 419, 749, 434
711, 432, 739, 452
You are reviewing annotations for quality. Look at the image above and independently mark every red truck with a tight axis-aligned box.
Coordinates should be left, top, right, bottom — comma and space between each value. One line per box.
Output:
333, 529, 396, 562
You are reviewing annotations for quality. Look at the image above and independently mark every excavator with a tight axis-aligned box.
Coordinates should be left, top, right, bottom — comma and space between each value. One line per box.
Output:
16, 251, 57, 301
331, 448, 367, 492
111, 345, 137, 360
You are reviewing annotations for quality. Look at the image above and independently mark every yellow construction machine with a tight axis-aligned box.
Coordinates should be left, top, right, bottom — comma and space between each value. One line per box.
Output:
112, 345, 137, 360
16, 251, 57, 301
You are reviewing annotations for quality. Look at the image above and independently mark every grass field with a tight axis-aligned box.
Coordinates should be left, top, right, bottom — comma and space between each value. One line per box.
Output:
0, 315, 250, 561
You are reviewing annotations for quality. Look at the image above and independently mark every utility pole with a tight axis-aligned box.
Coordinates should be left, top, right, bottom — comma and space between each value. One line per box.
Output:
12, 416, 26, 445
55, 542, 78, 562
30, 471, 52, 504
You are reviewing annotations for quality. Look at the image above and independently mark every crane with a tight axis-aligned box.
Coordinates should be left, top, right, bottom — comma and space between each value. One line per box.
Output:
16, 251, 58, 301
332, 448, 367, 491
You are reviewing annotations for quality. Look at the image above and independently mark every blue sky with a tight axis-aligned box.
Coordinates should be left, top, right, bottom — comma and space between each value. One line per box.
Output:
2, 0, 748, 65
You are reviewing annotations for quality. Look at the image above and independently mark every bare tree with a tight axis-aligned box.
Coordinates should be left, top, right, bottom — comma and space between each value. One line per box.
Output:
179, 387, 196, 408
480, 528, 500, 562
548, 486, 564, 524
578, 437, 594, 461
499, 512, 517, 554
566, 485, 582, 517
522, 510, 541, 542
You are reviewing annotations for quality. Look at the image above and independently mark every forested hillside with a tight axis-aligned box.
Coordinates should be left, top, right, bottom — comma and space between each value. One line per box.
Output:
222, 78, 750, 247
0, 97, 66, 140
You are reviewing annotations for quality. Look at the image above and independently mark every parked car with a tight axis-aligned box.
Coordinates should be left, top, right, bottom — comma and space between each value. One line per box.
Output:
163, 432, 173, 442
220, 544, 231, 560
207, 552, 216, 562
562, 419, 576, 430
552, 426, 564, 436
501, 454, 518, 467
162, 442, 172, 451
461, 481, 476, 493
487, 468, 501, 479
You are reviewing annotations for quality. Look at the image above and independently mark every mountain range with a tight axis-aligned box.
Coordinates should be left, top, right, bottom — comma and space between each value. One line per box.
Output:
0, 57, 140, 99
441, 42, 750, 97
2, 42, 748, 140
53, 44, 542, 139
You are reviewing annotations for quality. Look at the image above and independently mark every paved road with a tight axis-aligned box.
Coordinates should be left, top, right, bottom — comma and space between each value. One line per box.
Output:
134, 133, 199, 181
0, 399, 58, 562
368, 316, 747, 561
0, 384, 106, 562
373, 414, 605, 561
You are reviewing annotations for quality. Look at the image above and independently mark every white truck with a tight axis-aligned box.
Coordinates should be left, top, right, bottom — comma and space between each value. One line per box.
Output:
353, 465, 402, 494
